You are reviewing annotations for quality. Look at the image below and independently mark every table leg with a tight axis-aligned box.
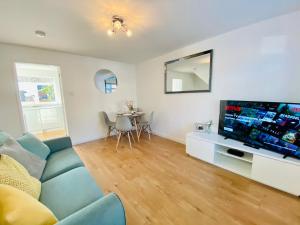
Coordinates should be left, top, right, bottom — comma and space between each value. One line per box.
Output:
133, 118, 140, 142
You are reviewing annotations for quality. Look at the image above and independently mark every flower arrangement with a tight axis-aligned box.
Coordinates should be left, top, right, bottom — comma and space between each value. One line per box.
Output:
126, 100, 134, 111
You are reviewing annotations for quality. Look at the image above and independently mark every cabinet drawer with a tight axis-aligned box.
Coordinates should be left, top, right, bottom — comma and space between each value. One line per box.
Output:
186, 137, 214, 163
252, 155, 300, 196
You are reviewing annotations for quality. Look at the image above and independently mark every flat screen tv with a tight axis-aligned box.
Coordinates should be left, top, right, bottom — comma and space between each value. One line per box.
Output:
218, 100, 300, 159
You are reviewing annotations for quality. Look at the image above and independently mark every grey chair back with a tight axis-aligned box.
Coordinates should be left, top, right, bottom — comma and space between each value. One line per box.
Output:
100, 111, 111, 126
141, 111, 154, 124
148, 111, 154, 124
116, 116, 132, 131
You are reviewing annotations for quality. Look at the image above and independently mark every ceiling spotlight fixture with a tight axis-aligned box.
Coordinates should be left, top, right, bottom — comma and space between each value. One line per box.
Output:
107, 15, 132, 37
35, 30, 46, 38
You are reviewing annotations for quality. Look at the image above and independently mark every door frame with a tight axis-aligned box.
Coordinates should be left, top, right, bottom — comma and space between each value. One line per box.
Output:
13, 62, 69, 137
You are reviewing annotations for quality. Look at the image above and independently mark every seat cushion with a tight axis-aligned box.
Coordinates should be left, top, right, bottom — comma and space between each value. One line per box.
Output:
41, 148, 84, 182
108, 121, 116, 127
39, 167, 103, 220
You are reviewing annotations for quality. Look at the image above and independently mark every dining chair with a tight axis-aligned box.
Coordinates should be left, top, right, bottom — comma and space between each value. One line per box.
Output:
138, 111, 154, 140
100, 111, 116, 140
115, 116, 135, 150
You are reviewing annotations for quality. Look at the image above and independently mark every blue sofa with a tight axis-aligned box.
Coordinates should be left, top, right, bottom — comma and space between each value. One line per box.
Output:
31, 136, 126, 225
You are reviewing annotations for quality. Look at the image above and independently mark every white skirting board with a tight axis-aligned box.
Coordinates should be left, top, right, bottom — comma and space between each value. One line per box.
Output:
152, 130, 185, 144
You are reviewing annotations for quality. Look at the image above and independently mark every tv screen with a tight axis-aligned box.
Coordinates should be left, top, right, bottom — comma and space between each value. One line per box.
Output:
218, 100, 300, 159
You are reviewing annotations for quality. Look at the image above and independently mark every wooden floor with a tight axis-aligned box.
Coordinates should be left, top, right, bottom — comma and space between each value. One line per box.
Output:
75, 135, 300, 225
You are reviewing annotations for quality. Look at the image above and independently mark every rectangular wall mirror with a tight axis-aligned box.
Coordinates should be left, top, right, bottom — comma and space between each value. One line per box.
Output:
164, 49, 213, 94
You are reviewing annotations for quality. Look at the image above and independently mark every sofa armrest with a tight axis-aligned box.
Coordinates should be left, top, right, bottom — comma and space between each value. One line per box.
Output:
44, 136, 73, 153
56, 193, 126, 225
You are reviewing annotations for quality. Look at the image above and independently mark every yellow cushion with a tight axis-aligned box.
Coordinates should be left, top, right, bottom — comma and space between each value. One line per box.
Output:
0, 154, 41, 199
0, 184, 57, 225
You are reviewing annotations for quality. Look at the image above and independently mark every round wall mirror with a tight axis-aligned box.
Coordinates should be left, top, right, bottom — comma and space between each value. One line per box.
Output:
94, 69, 118, 94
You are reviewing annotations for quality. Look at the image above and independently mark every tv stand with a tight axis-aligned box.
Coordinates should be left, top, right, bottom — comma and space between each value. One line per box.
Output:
186, 132, 300, 196
243, 142, 260, 149
283, 153, 291, 159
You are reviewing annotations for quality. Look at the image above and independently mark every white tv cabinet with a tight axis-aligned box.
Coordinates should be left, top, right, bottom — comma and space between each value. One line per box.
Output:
186, 132, 300, 196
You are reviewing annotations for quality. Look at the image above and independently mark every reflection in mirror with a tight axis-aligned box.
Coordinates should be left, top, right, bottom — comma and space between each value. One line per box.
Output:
95, 69, 118, 94
165, 50, 213, 93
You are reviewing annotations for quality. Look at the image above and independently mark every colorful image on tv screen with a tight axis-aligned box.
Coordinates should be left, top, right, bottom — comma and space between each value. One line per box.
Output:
220, 101, 300, 159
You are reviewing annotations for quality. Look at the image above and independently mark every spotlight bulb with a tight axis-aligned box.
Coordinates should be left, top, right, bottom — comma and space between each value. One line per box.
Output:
126, 30, 132, 37
114, 20, 122, 30
107, 29, 114, 36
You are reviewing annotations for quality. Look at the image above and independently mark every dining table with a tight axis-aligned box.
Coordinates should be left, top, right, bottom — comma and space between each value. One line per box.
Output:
116, 111, 145, 141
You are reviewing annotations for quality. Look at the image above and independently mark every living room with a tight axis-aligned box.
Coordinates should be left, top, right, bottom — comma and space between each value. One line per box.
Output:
0, 1, 300, 225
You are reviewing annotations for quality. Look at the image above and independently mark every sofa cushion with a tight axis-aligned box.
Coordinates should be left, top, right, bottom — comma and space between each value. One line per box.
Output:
0, 184, 57, 225
0, 130, 9, 145
17, 133, 50, 160
43, 137, 72, 154
39, 167, 103, 220
0, 131, 46, 180
0, 154, 41, 199
57, 193, 126, 225
41, 148, 84, 182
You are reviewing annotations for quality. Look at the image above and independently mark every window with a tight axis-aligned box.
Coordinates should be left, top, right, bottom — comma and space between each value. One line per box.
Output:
18, 75, 59, 105
172, 79, 183, 92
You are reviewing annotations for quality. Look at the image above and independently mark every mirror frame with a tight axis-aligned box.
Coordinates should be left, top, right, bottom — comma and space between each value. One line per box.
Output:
164, 49, 213, 94
94, 69, 118, 94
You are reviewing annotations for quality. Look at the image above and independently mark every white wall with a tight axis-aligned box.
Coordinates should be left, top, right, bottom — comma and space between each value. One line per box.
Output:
137, 11, 300, 143
0, 44, 136, 144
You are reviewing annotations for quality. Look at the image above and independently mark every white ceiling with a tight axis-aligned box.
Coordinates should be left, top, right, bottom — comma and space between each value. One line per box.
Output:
0, 0, 300, 63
